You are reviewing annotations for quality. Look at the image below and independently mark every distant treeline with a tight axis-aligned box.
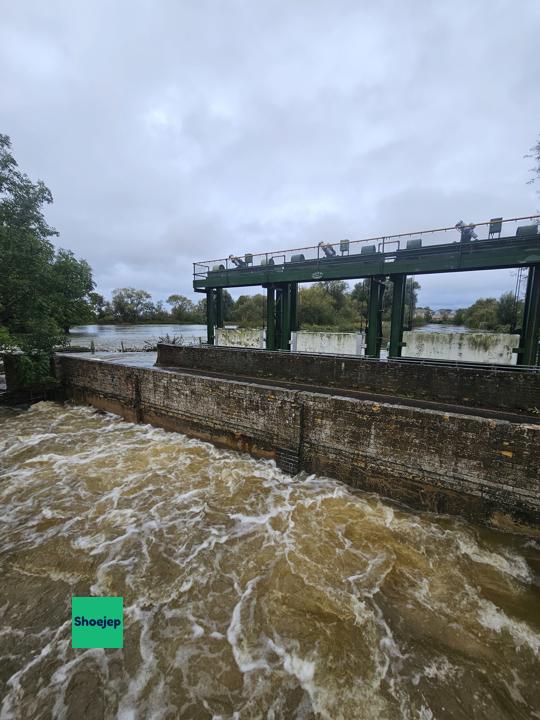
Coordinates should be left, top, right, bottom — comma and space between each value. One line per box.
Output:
452, 292, 524, 333
92, 280, 422, 332
92, 284, 524, 335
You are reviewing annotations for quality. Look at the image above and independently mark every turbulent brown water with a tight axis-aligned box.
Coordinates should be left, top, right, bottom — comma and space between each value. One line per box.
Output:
1, 403, 539, 720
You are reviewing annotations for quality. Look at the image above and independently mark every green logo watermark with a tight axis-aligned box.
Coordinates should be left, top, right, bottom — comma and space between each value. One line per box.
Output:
72, 596, 123, 648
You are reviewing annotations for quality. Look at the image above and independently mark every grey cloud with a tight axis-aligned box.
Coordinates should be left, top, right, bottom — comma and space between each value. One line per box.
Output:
1, 0, 539, 306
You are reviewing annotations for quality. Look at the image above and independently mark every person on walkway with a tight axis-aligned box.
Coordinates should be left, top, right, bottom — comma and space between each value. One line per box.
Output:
229, 254, 247, 268
455, 220, 478, 243
319, 241, 337, 258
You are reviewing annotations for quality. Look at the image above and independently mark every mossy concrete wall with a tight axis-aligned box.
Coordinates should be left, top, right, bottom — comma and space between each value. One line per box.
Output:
291, 331, 365, 355
215, 328, 265, 348
156, 345, 540, 417
55, 353, 540, 534
403, 331, 520, 365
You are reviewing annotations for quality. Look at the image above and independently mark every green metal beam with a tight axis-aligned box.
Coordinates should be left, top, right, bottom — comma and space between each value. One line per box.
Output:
215, 288, 224, 328
265, 286, 276, 350
279, 283, 292, 351
520, 264, 540, 365
290, 282, 298, 332
366, 276, 385, 358
195, 236, 540, 291
389, 274, 407, 358
206, 289, 215, 345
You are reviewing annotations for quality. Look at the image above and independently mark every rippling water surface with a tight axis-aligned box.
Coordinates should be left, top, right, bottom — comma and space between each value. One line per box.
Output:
1, 403, 539, 720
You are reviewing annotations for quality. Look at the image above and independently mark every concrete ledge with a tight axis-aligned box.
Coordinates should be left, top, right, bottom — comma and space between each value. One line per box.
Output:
156, 344, 540, 416
55, 353, 540, 534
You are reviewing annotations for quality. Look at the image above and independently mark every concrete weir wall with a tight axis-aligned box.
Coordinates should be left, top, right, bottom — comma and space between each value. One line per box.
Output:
157, 345, 540, 416
215, 328, 265, 349
55, 353, 540, 533
291, 331, 365, 356
403, 331, 520, 365
215, 328, 365, 355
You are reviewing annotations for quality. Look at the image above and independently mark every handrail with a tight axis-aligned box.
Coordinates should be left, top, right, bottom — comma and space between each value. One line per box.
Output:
194, 214, 540, 267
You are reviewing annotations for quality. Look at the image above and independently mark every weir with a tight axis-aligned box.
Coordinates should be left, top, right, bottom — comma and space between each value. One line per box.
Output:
194, 215, 540, 364
54, 347, 540, 534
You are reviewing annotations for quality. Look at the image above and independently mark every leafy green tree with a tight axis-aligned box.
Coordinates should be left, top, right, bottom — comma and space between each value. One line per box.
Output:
167, 294, 196, 322
322, 280, 349, 310
0, 134, 94, 361
51, 249, 95, 332
496, 291, 522, 330
221, 290, 234, 320
462, 298, 499, 330
88, 292, 108, 319
298, 285, 335, 326
351, 280, 368, 303
231, 294, 266, 326
111, 288, 154, 322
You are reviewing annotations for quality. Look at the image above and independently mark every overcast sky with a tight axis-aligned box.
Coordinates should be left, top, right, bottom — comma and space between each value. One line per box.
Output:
1, 0, 539, 309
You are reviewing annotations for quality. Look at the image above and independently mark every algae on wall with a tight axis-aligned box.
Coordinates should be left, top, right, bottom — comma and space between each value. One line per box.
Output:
402, 331, 519, 365
215, 328, 265, 348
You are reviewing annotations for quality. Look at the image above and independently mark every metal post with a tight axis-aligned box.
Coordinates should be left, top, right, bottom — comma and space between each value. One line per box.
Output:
266, 286, 276, 350
366, 276, 385, 358
388, 274, 406, 358
290, 282, 298, 332
279, 283, 291, 350
215, 288, 224, 328
206, 288, 215, 345
520, 264, 540, 365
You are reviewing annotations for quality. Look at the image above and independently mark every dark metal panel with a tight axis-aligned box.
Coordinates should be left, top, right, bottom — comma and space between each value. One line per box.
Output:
194, 236, 540, 290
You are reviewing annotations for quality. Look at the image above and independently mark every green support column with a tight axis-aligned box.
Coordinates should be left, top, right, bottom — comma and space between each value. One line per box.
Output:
266, 286, 276, 350
366, 276, 385, 358
279, 283, 291, 350
290, 282, 298, 332
388, 274, 407, 358
520, 264, 540, 365
206, 288, 215, 345
215, 288, 224, 329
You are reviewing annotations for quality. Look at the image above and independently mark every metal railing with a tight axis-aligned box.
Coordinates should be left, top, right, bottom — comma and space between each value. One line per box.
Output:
193, 214, 540, 281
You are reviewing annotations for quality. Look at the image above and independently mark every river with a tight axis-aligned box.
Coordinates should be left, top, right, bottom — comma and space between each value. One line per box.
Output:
0, 402, 539, 719
67, 323, 470, 353
68, 324, 208, 351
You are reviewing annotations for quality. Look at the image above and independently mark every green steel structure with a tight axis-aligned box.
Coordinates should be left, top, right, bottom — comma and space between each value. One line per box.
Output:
194, 216, 540, 365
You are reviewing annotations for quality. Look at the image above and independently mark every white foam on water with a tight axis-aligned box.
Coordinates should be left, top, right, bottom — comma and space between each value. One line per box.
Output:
456, 534, 532, 582
1, 402, 539, 719
477, 598, 540, 657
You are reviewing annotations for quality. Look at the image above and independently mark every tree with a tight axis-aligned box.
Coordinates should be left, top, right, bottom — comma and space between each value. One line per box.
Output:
89, 292, 108, 319
462, 298, 499, 330
51, 250, 95, 332
167, 294, 196, 322
0, 134, 95, 357
497, 291, 515, 329
322, 280, 349, 310
231, 294, 266, 326
111, 288, 154, 323
298, 285, 335, 326
221, 290, 234, 320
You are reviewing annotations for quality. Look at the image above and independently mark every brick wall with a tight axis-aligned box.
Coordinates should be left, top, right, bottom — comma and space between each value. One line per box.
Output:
156, 344, 540, 416
55, 354, 540, 533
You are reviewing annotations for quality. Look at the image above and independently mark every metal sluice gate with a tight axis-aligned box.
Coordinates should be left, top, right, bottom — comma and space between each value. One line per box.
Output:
193, 215, 540, 365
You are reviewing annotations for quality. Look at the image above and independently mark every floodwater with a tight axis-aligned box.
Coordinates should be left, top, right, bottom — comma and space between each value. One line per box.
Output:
1, 403, 539, 720
68, 324, 208, 351
416, 324, 469, 334
67, 322, 470, 353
